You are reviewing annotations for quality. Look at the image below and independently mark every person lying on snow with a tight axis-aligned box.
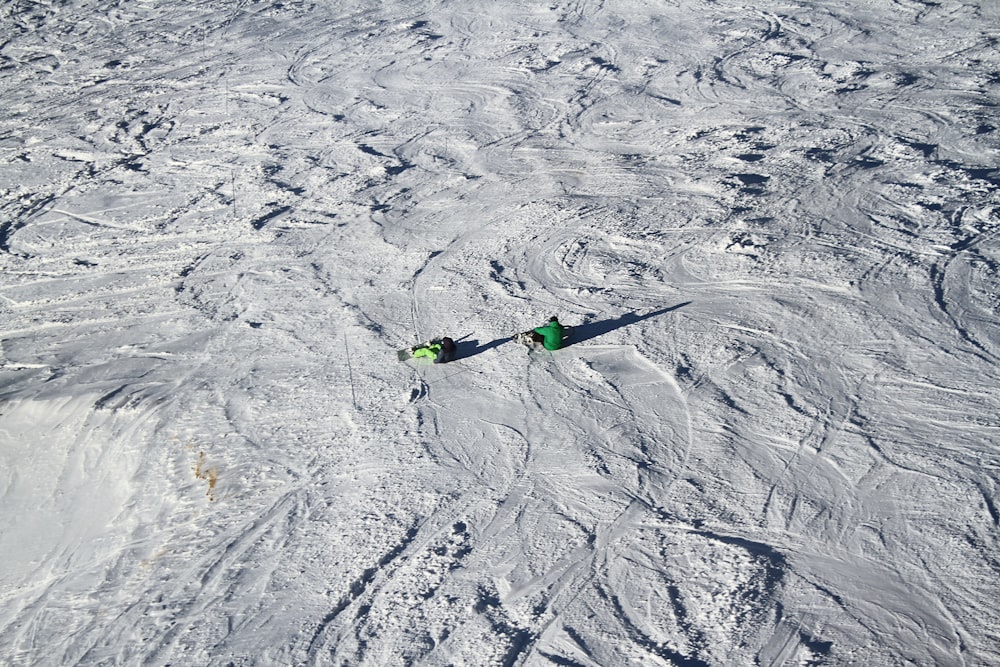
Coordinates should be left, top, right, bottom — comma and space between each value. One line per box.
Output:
411, 337, 457, 363
531, 316, 565, 351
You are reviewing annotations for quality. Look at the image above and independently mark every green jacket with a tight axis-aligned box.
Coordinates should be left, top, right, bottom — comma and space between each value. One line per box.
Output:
533, 320, 564, 350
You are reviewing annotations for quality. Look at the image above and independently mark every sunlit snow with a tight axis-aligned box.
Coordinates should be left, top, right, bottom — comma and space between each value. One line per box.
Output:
1, 1, 998, 665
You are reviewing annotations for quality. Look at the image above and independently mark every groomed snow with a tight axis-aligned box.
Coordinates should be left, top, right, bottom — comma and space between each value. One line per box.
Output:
1, 1, 998, 665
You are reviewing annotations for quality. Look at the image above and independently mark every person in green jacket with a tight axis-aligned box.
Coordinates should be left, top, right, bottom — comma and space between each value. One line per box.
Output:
532, 316, 565, 351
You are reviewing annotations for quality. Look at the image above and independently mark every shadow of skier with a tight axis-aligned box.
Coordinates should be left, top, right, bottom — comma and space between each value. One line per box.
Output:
457, 302, 691, 360
569, 302, 691, 345
456, 337, 508, 359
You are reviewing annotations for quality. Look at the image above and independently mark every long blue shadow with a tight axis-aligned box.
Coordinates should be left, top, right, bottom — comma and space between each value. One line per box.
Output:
455, 302, 691, 360
455, 336, 508, 360
568, 302, 691, 345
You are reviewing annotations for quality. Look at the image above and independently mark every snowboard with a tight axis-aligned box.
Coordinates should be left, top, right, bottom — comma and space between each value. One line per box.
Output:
512, 330, 538, 346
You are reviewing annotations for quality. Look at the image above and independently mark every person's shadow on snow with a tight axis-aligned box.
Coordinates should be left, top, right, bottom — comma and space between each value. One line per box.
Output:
455, 336, 507, 360
457, 302, 691, 360
568, 302, 691, 345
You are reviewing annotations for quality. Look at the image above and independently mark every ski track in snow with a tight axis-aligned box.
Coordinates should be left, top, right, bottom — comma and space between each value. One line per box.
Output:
1, 0, 998, 665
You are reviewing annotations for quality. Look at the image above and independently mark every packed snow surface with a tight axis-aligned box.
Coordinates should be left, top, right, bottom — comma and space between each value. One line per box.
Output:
1, 1, 998, 665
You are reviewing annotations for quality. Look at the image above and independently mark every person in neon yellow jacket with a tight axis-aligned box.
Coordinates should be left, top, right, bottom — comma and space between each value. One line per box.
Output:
411, 341, 441, 360
532, 316, 565, 351
411, 337, 457, 363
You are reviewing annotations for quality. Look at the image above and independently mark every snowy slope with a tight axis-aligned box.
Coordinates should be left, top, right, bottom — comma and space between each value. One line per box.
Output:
1, 1, 998, 665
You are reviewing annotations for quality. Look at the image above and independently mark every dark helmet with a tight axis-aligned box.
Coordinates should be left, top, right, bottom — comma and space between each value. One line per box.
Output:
549, 316, 559, 322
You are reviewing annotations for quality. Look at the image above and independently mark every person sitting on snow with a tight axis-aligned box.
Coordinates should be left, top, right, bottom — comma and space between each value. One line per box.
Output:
412, 337, 457, 363
532, 316, 565, 351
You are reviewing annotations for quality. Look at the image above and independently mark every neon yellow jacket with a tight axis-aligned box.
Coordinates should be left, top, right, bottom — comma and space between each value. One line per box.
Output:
412, 343, 442, 359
